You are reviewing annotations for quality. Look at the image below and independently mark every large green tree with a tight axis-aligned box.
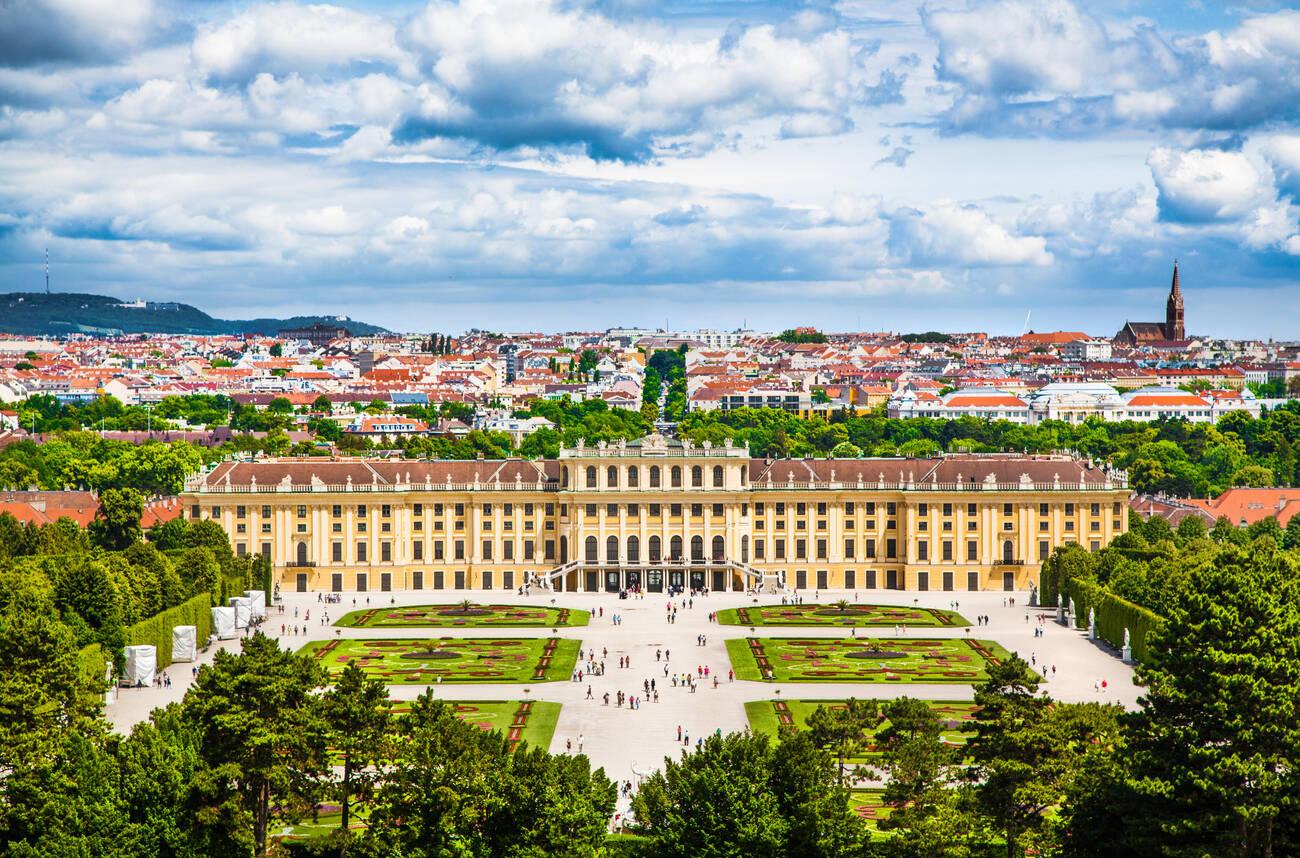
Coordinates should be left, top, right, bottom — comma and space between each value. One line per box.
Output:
367, 693, 615, 857
631, 731, 866, 858
183, 634, 329, 856
90, 487, 144, 550
318, 661, 390, 852
1123, 541, 1300, 858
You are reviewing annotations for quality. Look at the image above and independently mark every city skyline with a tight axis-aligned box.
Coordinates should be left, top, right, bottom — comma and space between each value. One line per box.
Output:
2, 1, 1299, 336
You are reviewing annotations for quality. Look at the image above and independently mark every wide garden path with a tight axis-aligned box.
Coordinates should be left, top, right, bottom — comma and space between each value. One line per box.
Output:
106, 586, 1140, 808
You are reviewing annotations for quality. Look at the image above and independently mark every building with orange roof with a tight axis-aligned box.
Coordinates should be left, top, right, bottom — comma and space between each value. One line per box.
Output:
1183, 489, 1300, 528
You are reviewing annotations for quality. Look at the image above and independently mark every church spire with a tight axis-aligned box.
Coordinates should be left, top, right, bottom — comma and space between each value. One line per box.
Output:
1165, 259, 1185, 340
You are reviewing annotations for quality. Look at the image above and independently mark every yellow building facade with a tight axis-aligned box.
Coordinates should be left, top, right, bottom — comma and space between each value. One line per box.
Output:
182, 434, 1128, 595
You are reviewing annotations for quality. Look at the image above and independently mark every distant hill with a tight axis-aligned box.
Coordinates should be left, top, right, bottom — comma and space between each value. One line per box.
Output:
0, 293, 389, 337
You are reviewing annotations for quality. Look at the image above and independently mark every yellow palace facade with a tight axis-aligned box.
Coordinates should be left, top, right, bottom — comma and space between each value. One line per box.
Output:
181, 434, 1129, 595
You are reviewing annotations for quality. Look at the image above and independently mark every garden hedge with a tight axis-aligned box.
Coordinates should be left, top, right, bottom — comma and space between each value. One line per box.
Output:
78, 642, 109, 689
125, 591, 214, 670
1067, 577, 1163, 664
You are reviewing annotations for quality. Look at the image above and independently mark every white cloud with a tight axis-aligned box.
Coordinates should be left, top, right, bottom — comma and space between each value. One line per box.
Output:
1147, 146, 1274, 223
1262, 135, 1300, 200
0, 0, 155, 67
888, 201, 1052, 266
394, 0, 888, 159
924, 1, 1300, 135
192, 3, 404, 82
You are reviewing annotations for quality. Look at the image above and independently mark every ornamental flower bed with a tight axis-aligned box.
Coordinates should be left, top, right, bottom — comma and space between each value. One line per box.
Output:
301, 636, 580, 684
717, 603, 969, 628
334, 603, 589, 629
729, 637, 1012, 683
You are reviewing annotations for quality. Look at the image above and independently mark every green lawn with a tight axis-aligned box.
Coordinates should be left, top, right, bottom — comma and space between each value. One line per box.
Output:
726, 637, 1014, 683
745, 698, 978, 761
386, 699, 560, 750
335, 602, 589, 628
717, 603, 969, 628
301, 637, 581, 683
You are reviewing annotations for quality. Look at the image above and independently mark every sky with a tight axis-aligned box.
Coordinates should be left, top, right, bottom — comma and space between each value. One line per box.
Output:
1, 0, 1298, 337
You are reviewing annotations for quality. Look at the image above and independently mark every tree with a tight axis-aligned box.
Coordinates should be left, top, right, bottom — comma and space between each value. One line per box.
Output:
269, 343, 283, 357
631, 731, 864, 857
875, 697, 964, 849
966, 657, 1053, 858
1123, 543, 1300, 858
90, 487, 144, 550
267, 397, 294, 415
311, 395, 333, 413
368, 693, 614, 856
632, 732, 788, 856
183, 633, 329, 856
318, 662, 391, 851
831, 441, 862, 458
806, 698, 877, 786
263, 427, 291, 457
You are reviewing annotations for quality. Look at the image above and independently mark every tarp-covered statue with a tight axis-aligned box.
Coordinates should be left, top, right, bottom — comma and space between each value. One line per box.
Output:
211, 606, 238, 639
171, 625, 197, 662
243, 590, 267, 619
123, 645, 156, 686
229, 596, 252, 629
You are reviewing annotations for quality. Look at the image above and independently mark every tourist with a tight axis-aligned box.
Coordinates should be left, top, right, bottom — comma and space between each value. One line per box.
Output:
586, 685, 593, 699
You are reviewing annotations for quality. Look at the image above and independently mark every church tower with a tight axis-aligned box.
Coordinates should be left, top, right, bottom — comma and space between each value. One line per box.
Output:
1165, 260, 1185, 340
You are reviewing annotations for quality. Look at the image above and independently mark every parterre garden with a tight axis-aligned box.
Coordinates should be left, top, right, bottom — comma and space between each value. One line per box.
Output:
301, 636, 580, 683
717, 603, 969, 628
387, 699, 561, 750
744, 698, 979, 759
725, 636, 1013, 682
334, 602, 589, 628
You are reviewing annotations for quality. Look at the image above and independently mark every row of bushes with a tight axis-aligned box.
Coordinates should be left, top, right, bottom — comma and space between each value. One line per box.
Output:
1068, 576, 1164, 664
126, 591, 215, 671
79, 642, 108, 689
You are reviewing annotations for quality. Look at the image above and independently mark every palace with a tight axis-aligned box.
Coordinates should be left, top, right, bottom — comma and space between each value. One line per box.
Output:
180, 434, 1129, 595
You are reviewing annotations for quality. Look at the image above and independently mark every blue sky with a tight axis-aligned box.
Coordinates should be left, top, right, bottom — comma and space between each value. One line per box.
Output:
1, 0, 1298, 336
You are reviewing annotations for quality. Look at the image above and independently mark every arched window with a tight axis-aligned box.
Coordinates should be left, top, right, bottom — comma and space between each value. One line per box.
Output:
649, 466, 661, 488
670, 535, 683, 561
585, 536, 598, 563
586, 466, 597, 488
607, 465, 618, 488
741, 535, 749, 563
691, 466, 703, 487
713, 465, 724, 487
606, 535, 619, 563
628, 466, 639, 487
649, 535, 662, 562
561, 467, 570, 487
559, 536, 568, 564
627, 535, 640, 563
297, 542, 308, 564
711, 535, 725, 562
1003, 540, 1014, 563
691, 535, 704, 561
671, 466, 682, 488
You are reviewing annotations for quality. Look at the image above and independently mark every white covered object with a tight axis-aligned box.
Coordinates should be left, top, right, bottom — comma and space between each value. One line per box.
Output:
124, 645, 156, 686
211, 606, 238, 639
229, 596, 252, 628
243, 590, 267, 618
171, 625, 197, 662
